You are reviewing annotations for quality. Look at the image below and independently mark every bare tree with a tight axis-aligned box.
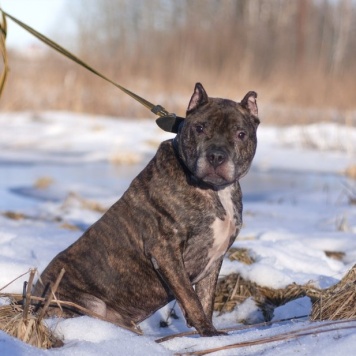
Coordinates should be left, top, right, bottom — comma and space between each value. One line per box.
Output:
331, 0, 353, 75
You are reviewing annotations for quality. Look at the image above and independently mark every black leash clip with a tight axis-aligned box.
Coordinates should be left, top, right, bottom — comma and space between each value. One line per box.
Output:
156, 114, 185, 133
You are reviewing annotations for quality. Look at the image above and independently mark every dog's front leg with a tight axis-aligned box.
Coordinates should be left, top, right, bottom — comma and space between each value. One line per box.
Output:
194, 257, 224, 323
147, 243, 222, 337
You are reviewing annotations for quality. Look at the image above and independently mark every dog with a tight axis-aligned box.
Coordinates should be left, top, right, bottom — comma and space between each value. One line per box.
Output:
33, 83, 259, 337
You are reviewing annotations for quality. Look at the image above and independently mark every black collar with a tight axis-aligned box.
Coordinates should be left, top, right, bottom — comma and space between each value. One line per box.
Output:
172, 136, 189, 174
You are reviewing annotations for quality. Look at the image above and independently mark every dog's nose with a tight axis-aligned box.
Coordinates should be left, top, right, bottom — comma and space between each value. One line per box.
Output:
206, 149, 227, 168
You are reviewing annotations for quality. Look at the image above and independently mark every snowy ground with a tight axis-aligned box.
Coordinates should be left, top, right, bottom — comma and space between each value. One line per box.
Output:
0, 111, 355, 355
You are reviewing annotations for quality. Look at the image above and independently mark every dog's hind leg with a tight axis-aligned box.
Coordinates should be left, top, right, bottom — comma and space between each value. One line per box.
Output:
83, 295, 107, 317
78, 295, 140, 332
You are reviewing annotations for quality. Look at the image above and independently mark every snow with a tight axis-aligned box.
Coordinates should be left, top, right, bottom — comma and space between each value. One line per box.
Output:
0, 111, 355, 355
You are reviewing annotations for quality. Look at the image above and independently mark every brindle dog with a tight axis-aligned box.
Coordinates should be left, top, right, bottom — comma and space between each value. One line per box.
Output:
34, 83, 259, 336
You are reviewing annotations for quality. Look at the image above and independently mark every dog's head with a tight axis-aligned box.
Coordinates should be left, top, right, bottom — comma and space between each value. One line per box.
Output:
175, 83, 259, 188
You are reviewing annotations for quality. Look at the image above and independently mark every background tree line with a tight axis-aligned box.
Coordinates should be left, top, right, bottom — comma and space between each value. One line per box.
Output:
1, 0, 355, 124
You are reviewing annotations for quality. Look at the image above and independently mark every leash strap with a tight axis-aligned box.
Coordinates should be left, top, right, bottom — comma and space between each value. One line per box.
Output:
0, 11, 8, 96
0, 9, 170, 117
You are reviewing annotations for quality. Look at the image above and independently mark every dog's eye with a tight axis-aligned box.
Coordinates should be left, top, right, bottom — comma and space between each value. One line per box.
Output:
237, 131, 246, 140
195, 125, 204, 134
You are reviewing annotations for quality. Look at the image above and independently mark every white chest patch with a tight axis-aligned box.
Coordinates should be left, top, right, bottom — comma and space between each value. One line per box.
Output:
193, 185, 238, 283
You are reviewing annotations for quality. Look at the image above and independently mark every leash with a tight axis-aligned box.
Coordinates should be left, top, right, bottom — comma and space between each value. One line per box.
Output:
0, 11, 8, 96
0, 9, 184, 132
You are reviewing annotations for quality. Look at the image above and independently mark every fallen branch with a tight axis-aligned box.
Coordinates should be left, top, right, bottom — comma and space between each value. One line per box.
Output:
178, 319, 356, 356
156, 315, 308, 344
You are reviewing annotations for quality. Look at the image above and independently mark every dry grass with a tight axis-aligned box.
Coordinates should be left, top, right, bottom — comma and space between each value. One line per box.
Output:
214, 248, 356, 324
214, 248, 316, 321
1, 261, 354, 350
345, 165, 356, 181
62, 192, 108, 213
34, 176, 55, 189
0, 268, 143, 349
228, 247, 255, 265
59, 222, 81, 231
2, 0, 356, 126
214, 273, 316, 322
310, 265, 356, 321
1, 211, 28, 220
0, 269, 63, 348
109, 152, 142, 165
0, 301, 61, 348
2, 52, 356, 127
324, 250, 346, 261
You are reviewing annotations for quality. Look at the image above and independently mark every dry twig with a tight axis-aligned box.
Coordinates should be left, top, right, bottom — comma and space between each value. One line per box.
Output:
178, 320, 356, 356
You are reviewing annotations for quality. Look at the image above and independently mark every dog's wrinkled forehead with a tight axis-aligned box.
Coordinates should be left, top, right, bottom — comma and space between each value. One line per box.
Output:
188, 98, 245, 119
186, 97, 258, 136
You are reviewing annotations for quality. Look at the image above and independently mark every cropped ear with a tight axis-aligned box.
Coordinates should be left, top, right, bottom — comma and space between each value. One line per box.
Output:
187, 83, 209, 113
241, 91, 258, 117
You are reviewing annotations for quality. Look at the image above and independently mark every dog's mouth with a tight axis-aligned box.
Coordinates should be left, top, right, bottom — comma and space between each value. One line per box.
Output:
200, 173, 234, 187
195, 158, 236, 187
